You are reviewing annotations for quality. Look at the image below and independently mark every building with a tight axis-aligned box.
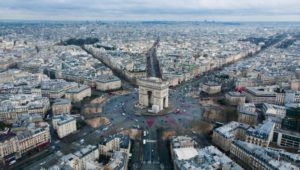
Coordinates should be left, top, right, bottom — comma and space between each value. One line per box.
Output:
281, 106, 300, 132
171, 136, 242, 170
16, 122, 51, 156
0, 122, 50, 165
0, 70, 46, 86
174, 146, 243, 170
0, 106, 19, 124
99, 134, 130, 170
0, 130, 18, 165
225, 91, 246, 105
245, 120, 275, 147
99, 134, 130, 157
52, 114, 77, 138
201, 81, 222, 95
235, 77, 257, 88
96, 75, 121, 91
238, 103, 258, 126
52, 99, 72, 115
65, 85, 91, 103
262, 103, 286, 128
243, 86, 284, 105
0, 95, 50, 124
41, 79, 77, 99
51, 145, 100, 170
212, 121, 249, 152
285, 90, 300, 104
138, 77, 169, 113
238, 103, 256, 112
238, 110, 258, 127
262, 103, 286, 118
73, 145, 100, 170
104, 151, 127, 170
291, 79, 300, 91
57, 153, 81, 170
171, 136, 197, 149
231, 140, 299, 170
272, 129, 300, 150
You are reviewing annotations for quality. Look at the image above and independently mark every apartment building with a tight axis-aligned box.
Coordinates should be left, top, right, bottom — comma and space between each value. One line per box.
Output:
212, 121, 249, 152
237, 104, 258, 127
65, 85, 91, 103
245, 120, 275, 147
16, 122, 51, 155
0, 131, 18, 164
225, 91, 246, 105
52, 114, 77, 138
262, 103, 286, 128
96, 75, 121, 91
52, 99, 72, 115
231, 140, 299, 170
171, 136, 242, 170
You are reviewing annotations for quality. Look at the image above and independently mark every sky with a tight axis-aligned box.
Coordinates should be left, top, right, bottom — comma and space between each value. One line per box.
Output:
0, 0, 300, 21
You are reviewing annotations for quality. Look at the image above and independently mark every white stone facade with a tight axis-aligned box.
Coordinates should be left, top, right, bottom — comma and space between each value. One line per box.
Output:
137, 77, 169, 112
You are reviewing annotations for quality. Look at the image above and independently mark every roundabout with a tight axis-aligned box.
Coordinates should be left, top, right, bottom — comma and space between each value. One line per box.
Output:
102, 89, 203, 131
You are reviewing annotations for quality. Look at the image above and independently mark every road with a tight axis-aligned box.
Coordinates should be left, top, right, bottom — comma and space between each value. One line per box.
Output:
146, 39, 162, 78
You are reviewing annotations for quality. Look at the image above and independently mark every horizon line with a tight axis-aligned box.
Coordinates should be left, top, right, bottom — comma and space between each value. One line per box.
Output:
1, 19, 300, 23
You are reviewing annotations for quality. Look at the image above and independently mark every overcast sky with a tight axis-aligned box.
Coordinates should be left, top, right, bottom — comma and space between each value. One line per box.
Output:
0, 0, 300, 21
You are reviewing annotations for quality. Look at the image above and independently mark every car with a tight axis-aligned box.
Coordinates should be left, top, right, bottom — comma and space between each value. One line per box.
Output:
9, 160, 16, 165
122, 113, 126, 116
40, 161, 46, 166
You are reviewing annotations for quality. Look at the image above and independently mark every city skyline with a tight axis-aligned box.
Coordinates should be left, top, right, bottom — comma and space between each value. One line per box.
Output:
0, 0, 300, 21
0, 1, 300, 169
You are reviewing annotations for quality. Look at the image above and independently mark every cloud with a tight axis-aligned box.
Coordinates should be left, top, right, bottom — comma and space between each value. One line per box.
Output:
0, 0, 299, 21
